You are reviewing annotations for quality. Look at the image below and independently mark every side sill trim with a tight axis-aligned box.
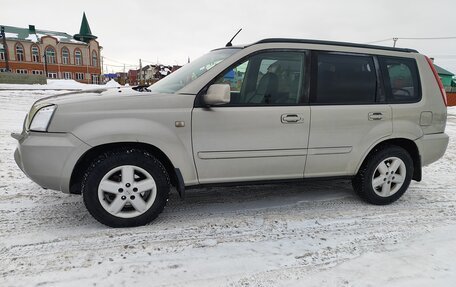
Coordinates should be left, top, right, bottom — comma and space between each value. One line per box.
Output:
186, 176, 354, 190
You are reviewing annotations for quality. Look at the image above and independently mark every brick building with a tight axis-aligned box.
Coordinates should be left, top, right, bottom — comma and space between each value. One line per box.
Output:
0, 13, 101, 84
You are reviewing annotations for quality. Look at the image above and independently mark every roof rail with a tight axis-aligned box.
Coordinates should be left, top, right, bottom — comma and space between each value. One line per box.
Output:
253, 38, 419, 53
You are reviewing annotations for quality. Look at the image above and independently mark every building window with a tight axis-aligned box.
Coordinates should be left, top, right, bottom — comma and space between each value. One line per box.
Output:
0, 68, 7, 72
0, 50, 4, 61
63, 72, 72, 79
16, 69, 28, 74
46, 47, 56, 64
75, 49, 82, 65
76, 72, 84, 80
62, 47, 69, 65
32, 70, 44, 75
31, 45, 40, 62
47, 72, 57, 79
92, 51, 98, 67
16, 43, 24, 62
91, 74, 99, 84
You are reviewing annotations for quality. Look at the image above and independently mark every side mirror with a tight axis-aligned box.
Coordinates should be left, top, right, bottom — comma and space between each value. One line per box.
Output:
203, 84, 231, 106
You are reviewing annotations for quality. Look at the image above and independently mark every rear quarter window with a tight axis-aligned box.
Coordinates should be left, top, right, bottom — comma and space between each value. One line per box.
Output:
379, 56, 421, 103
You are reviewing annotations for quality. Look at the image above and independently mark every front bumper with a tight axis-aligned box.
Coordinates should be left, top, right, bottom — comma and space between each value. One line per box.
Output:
13, 131, 90, 193
415, 132, 449, 166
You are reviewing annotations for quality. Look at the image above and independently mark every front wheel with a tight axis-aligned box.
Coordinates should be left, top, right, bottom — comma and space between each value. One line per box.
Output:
352, 145, 413, 205
82, 149, 170, 227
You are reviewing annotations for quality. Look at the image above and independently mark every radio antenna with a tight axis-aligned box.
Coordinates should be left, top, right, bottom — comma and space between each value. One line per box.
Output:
226, 28, 242, 47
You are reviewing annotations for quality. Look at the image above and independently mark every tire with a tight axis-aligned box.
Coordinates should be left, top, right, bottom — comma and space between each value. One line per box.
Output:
82, 148, 170, 227
352, 145, 413, 205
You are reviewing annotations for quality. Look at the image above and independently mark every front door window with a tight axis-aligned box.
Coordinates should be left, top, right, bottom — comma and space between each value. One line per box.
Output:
214, 51, 305, 105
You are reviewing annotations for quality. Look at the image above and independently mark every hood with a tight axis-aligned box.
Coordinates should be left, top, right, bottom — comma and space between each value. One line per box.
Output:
34, 87, 141, 106
41, 88, 196, 133
27, 87, 194, 131
26, 87, 132, 129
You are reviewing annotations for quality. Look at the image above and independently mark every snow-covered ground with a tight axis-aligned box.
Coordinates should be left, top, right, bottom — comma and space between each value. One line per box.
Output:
0, 90, 455, 287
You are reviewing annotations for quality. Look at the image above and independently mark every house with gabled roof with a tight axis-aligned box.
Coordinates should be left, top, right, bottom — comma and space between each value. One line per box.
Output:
433, 64, 454, 88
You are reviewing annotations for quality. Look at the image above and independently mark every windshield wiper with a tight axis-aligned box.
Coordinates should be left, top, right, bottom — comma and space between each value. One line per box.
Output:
132, 85, 151, 92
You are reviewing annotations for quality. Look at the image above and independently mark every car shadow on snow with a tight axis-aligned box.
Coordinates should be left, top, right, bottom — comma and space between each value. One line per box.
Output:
165, 178, 356, 214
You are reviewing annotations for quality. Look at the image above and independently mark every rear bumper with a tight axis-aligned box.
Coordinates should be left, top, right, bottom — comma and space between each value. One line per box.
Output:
415, 133, 449, 166
13, 131, 90, 193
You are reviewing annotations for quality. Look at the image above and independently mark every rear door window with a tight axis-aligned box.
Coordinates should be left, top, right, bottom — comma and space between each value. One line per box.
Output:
311, 53, 377, 104
378, 57, 420, 103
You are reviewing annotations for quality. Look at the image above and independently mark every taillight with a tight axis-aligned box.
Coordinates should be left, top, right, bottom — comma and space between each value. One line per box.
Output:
425, 56, 448, 106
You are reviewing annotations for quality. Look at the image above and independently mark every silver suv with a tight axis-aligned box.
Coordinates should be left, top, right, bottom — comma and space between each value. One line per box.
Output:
12, 39, 449, 227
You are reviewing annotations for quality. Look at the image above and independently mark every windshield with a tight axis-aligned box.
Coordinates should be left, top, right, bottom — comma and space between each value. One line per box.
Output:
148, 48, 239, 94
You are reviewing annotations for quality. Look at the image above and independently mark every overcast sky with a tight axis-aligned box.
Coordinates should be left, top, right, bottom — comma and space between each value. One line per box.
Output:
3, 0, 456, 74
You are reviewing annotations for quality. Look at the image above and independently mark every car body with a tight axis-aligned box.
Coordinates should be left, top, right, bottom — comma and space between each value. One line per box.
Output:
12, 38, 449, 227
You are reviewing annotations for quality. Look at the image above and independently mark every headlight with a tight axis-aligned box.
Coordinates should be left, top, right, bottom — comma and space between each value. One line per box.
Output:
29, 105, 56, 132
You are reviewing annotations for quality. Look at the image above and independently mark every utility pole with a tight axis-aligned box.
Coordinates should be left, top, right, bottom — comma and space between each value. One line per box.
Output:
86, 43, 90, 84
101, 55, 104, 79
393, 37, 398, 47
56, 42, 61, 79
123, 64, 126, 85
43, 52, 48, 77
139, 58, 142, 84
1, 26, 11, 72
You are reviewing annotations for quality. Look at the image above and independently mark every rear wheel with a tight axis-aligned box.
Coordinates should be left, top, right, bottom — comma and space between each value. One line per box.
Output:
82, 149, 170, 227
352, 145, 413, 205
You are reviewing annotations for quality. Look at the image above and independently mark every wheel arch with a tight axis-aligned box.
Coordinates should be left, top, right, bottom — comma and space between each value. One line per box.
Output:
357, 138, 421, 182
69, 142, 178, 194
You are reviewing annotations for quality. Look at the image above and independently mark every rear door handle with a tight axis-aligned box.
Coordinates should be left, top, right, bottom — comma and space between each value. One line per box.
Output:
368, 112, 384, 121
281, 114, 304, 123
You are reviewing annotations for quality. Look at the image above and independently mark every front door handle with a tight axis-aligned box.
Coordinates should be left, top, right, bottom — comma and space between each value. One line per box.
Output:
281, 114, 304, 123
368, 112, 384, 121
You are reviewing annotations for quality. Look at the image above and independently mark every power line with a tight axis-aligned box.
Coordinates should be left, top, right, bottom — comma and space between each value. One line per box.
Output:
399, 36, 456, 40
432, 58, 456, 61
102, 55, 137, 66
104, 56, 182, 67
141, 59, 157, 64
142, 59, 181, 65
104, 63, 137, 68
430, 55, 456, 58
366, 38, 393, 44
366, 36, 456, 44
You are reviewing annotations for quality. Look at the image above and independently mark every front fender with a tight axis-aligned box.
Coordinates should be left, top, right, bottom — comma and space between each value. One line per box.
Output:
71, 118, 198, 185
